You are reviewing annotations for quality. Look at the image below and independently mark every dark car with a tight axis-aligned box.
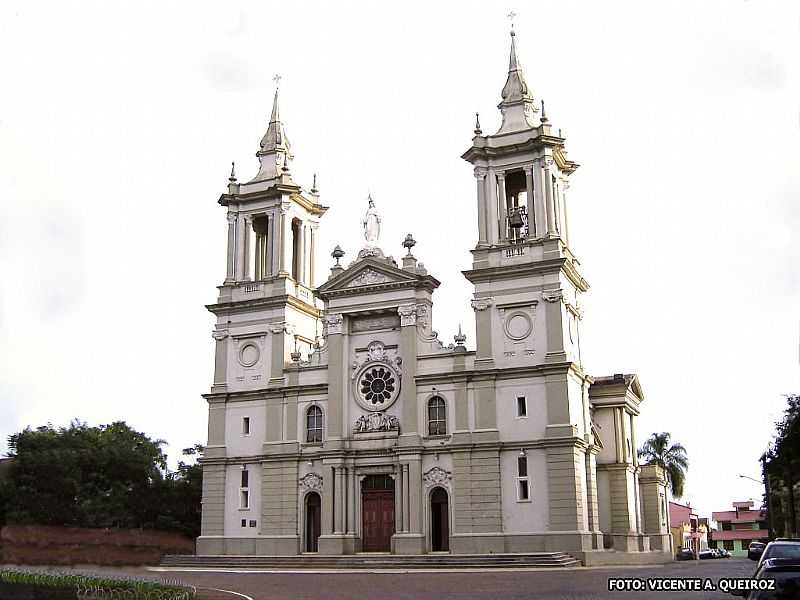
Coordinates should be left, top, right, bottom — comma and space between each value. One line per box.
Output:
676, 548, 695, 560
755, 541, 800, 572
747, 558, 800, 599
749, 541, 767, 560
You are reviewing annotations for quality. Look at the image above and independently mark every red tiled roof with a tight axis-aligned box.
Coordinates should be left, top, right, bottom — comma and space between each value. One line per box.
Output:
713, 510, 764, 522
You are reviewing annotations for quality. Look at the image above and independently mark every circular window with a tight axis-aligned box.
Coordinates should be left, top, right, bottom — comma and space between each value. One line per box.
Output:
355, 363, 401, 411
504, 312, 532, 341
239, 343, 260, 367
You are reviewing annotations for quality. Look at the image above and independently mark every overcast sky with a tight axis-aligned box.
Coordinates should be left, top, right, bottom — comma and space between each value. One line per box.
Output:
1, 0, 798, 519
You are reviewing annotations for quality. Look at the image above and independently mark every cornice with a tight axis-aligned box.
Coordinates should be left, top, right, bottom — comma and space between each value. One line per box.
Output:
462, 256, 589, 292
206, 293, 321, 318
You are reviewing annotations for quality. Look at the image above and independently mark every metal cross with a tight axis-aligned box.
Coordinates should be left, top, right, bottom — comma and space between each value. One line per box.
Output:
273, 73, 282, 88
507, 11, 517, 30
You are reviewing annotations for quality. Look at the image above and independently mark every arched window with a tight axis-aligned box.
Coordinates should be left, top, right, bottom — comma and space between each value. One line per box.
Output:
306, 405, 323, 443
427, 396, 446, 436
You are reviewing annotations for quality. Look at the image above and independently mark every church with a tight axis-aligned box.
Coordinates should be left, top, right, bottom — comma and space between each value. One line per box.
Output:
197, 27, 672, 565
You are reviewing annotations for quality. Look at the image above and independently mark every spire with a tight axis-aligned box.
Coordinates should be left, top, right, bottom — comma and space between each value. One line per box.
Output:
252, 77, 294, 182
496, 25, 538, 134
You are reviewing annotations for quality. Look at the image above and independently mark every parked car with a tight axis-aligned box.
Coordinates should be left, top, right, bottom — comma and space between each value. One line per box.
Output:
749, 541, 767, 560
676, 548, 695, 560
754, 540, 800, 572
699, 549, 717, 560
717, 548, 731, 558
746, 557, 800, 599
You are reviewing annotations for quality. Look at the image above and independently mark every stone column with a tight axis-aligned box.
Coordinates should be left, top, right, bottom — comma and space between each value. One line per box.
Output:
403, 464, 410, 532
309, 225, 317, 288
322, 465, 334, 536
496, 172, 507, 242
269, 212, 279, 276
524, 166, 535, 237
397, 305, 419, 442
561, 181, 570, 245
395, 468, 405, 532
242, 215, 252, 280
334, 467, 345, 534
346, 467, 356, 534
225, 212, 236, 283
543, 158, 557, 236
486, 169, 499, 244
278, 209, 288, 275
474, 169, 488, 246
235, 212, 246, 280
471, 298, 494, 369
408, 460, 422, 534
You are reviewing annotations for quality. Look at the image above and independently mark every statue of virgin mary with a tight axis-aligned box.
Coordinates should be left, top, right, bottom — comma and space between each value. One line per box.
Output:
362, 194, 381, 246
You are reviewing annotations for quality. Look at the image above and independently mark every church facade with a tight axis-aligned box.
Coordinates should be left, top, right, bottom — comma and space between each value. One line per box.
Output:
197, 29, 671, 564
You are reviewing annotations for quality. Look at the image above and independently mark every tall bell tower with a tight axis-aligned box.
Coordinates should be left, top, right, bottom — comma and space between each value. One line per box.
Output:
462, 27, 599, 549
462, 26, 587, 372
210, 84, 327, 394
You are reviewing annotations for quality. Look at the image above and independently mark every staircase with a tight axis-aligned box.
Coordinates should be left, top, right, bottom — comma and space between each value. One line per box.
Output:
160, 552, 580, 570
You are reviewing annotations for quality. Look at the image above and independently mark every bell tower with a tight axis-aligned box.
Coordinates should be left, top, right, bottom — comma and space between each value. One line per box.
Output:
210, 83, 327, 394
462, 26, 587, 371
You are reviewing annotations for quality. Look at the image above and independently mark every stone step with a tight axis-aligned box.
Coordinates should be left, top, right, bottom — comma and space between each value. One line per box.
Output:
160, 552, 580, 569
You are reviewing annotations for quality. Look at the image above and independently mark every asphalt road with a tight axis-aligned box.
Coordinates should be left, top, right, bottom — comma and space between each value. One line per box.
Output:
141, 557, 756, 600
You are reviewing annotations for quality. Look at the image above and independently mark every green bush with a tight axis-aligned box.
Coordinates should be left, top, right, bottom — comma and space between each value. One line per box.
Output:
0, 569, 195, 600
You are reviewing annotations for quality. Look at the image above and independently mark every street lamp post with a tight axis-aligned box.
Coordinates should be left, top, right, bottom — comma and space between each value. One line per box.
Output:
740, 469, 773, 541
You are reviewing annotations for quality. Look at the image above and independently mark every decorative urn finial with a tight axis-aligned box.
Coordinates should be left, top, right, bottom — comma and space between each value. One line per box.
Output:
474, 112, 482, 135
454, 324, 467, 351
402, 233, 416, 255
229, 161, 237, 183
331, 245, 345, 266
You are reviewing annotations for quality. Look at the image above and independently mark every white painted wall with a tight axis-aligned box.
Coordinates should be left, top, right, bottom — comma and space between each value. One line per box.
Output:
496, 377, 547, 441
500, 448, 548, 532
225, 400, 265, 456
223, 463, 261, 536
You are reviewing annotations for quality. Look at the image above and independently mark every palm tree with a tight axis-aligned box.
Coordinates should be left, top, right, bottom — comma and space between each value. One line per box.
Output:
638, 432, 689, 498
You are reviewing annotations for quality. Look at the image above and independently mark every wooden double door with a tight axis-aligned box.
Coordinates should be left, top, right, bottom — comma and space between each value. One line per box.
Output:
361, 475, 395, 552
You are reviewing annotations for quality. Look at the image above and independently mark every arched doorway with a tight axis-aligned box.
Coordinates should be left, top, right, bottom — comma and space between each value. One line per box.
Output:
305, 492, 321, 552
430, 487, 450, 552
361, 474, 395, 552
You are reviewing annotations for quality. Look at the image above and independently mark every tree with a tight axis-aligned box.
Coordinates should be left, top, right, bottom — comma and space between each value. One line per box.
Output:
765, 394, 800, 537
2, 421, 202, 537
638, 432, 689, 498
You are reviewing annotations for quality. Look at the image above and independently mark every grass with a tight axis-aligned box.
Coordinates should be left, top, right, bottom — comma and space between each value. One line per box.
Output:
0, 568, 196, 599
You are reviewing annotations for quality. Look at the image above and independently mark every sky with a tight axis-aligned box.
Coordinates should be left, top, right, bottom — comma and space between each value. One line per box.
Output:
0, 0, 798, 520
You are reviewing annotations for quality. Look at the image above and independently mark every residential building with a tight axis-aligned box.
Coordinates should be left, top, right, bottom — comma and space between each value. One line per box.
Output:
669, 501, 708, 556
711, 500, 769, 556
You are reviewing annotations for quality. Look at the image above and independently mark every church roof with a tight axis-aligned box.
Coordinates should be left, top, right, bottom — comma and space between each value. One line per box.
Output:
317, 256, 439, 300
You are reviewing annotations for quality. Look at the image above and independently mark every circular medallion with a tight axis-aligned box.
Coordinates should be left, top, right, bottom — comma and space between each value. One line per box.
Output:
238, 343, 260, 367
504, 311, 533, 341
354, 362, 401, 411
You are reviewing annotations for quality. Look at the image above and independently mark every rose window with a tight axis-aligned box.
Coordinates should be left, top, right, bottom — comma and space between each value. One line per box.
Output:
361, 367, 396, 405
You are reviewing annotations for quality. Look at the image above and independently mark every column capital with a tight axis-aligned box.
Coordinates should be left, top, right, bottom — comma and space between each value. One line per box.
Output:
324, 313, 344, 335
470, 297, 494, 311
473, 168, 487, 180
496, 171, 506, 181
227, 211, 237, 224
397, 303, 417, 327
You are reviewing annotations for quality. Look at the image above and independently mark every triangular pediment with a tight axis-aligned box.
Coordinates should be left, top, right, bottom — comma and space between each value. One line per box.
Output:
317, 257, 439, 298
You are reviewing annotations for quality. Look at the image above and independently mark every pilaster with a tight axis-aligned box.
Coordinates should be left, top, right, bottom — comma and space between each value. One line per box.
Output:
211, 331, 228, 391
471, 297, 494, 370
225, 212, 236, 283
324, 313, 345, 443
474, 169, 488, 246
524, 166, 535, 237
398, 304, 419, 443
497, 171, 507, 242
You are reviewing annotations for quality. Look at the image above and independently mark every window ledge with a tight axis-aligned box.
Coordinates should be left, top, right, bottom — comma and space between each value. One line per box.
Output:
424, 434, 451, 441
302, 441, 323, 448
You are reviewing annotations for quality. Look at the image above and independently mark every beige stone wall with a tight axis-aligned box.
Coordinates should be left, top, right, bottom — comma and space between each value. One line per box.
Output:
453, 449, 503, 534
261, 460, 299, 535
545, 445, 586, 530
200, 463, 225, 536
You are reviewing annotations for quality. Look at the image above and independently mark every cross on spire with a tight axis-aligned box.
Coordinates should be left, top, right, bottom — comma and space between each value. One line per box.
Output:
507, 11, 517, 32
272, 73, 282, 89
